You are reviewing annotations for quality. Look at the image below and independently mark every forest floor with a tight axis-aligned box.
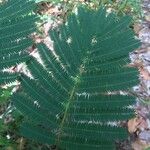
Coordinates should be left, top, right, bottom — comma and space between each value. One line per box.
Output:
127, 0, 150, 149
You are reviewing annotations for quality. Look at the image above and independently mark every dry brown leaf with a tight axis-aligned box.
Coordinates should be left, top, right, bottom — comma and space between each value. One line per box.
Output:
145, 15, 150, 22
139, 67, 150, 80
128, 118, 142, 133
137, 119, 148, 130
128, 60, 143, 68
132, 139, 150, 150
47, 7, 62, 15
134, 23, 142, 34
16, 137, 26, 150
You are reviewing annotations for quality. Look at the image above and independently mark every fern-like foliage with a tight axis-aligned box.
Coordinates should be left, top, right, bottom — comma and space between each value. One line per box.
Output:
0, 0, 38, 85
12, 7, 140, 150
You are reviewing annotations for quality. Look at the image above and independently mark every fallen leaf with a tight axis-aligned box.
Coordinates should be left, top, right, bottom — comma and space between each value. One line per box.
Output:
139, 67, 150, 80
134, 23, 142, 34
47, 7, 62, 15
128, 118, 142, 133
132, 139, 150, 150
137, 119, 148, 130
145, 15, 150, 22
128, 60, 143, 68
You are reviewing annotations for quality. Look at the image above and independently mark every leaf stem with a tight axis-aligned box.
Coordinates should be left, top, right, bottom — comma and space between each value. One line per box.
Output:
55, 73, 81, 146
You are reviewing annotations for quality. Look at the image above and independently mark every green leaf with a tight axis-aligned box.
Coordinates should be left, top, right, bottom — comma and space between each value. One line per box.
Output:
13, 7, 140, 150
0, 0, 38, 84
